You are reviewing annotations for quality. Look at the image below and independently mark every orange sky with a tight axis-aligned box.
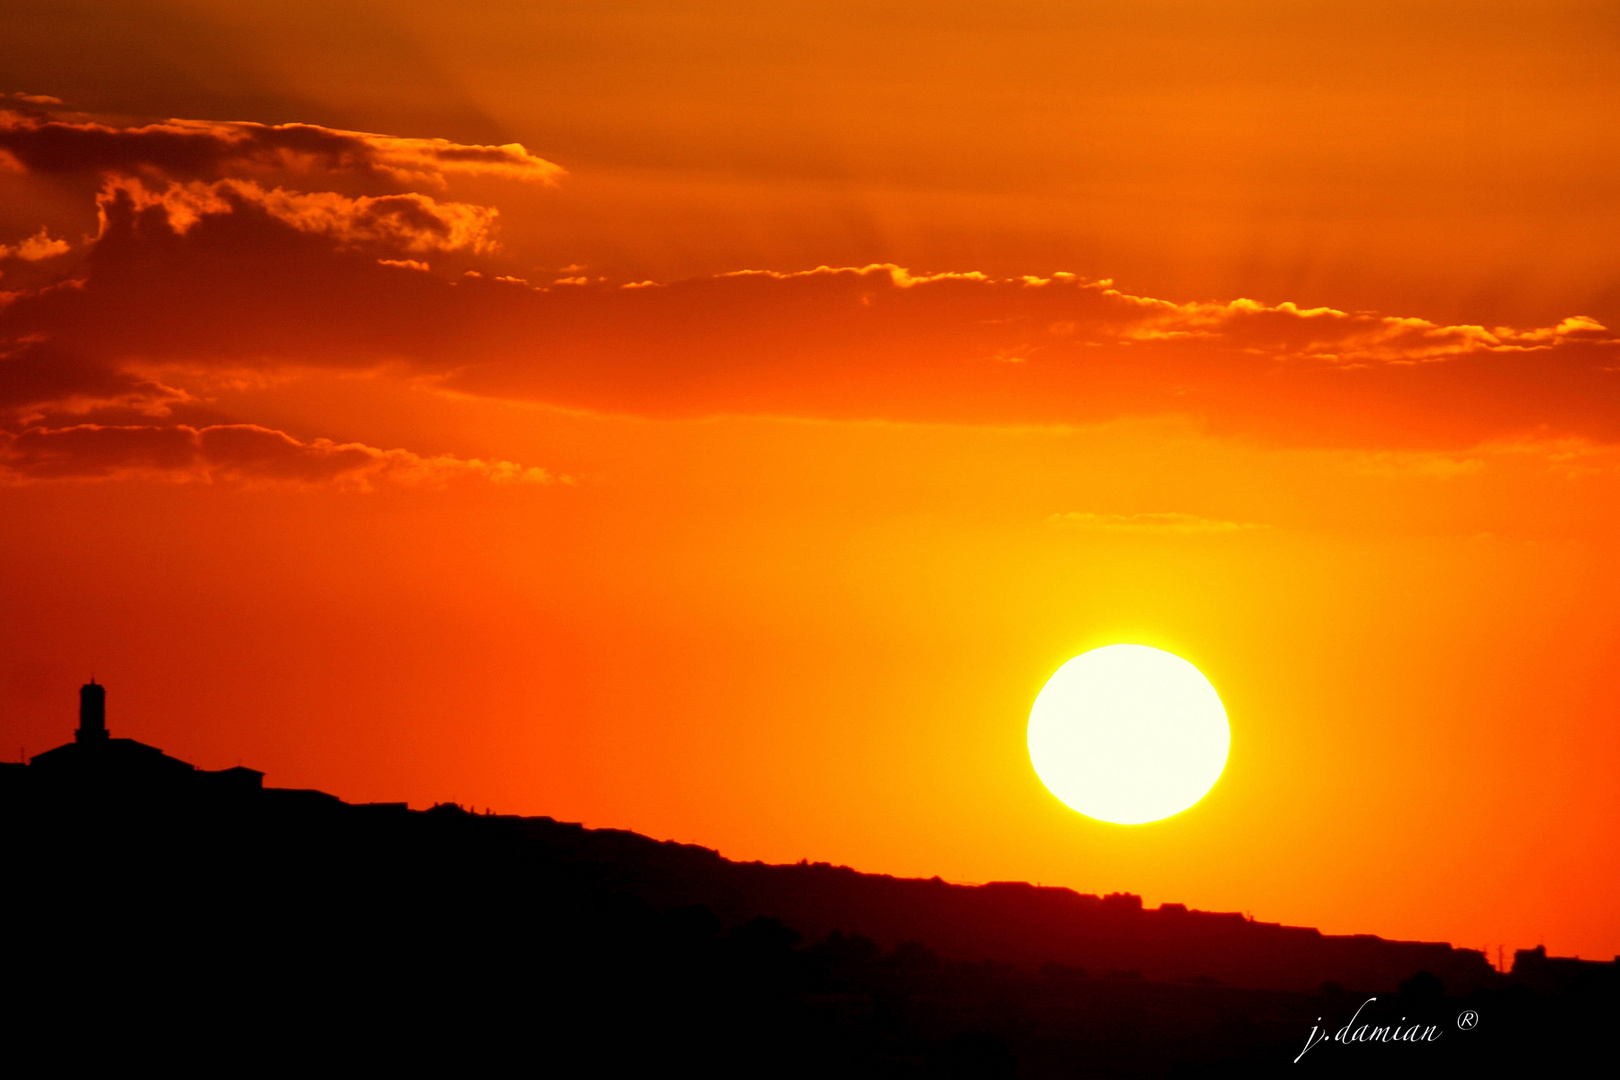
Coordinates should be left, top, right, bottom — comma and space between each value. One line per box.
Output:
3, 1, 1619, 961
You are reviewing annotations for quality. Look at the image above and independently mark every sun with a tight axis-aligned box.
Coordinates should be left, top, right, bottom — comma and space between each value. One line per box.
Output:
1027, 644, 1230, 825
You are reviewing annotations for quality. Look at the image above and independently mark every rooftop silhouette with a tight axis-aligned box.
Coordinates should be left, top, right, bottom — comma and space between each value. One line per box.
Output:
3, 681, 1612, 1074
25, 679, 264, 791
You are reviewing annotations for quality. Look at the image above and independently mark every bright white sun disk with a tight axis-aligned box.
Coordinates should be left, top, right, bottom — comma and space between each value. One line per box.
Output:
1027, 644, 1229, 825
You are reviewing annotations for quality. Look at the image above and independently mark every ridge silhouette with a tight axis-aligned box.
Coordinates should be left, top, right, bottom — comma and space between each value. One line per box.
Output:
2, 683, 1611, 1075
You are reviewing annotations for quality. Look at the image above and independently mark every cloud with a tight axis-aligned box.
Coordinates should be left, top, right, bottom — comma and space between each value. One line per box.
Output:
0, 111, 562, 188
0, 227, 70, 262
6, 110, 1620, 457
1047, 511, 1265, 534
1341, 451, 1486, 480
0, 109, 568, 487
99, 177, 501, 254
9, 215, 1620, 450
0, 423, 557, 489
0, 341, 189, 421
432, 266, 1620, 449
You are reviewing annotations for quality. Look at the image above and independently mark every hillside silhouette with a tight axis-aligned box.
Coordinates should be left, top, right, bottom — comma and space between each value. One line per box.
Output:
3, 684, 1611, 1075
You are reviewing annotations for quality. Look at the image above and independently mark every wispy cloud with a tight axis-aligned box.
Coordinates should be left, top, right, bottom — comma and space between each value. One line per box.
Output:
0, 423, 560, 490
0, 227, 70, 262
0, 110, 562, 188
1046, 511, 1266, 534
99, 177, 502, 254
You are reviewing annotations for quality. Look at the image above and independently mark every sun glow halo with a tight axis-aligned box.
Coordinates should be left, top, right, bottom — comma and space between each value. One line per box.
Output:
1028, 644, 1230, 825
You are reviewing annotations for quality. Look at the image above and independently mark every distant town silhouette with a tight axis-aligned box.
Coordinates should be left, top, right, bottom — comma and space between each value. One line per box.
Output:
4, 683, 1612, 1074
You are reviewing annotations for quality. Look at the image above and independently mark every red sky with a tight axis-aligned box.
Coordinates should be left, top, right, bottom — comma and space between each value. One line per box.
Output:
3, 1, 1619, 961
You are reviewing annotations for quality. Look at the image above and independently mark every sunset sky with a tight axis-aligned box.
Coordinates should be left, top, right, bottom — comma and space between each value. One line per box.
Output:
3, 1, 1619, 962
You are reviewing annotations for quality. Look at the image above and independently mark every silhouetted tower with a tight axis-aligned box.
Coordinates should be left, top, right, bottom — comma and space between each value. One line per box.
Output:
76, 679, 107, 744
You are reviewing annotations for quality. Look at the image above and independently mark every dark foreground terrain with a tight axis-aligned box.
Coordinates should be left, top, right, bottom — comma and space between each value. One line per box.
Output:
2, 767, 1612, 1076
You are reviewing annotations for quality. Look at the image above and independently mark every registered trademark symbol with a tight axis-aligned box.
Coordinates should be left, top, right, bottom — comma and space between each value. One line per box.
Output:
1457, 1010, 1479, 1031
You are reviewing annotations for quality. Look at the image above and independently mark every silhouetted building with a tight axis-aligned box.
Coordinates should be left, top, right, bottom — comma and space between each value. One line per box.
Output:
24, 681, 263, 791
77, 679, 107, 743
1511, 945, 1620, 995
